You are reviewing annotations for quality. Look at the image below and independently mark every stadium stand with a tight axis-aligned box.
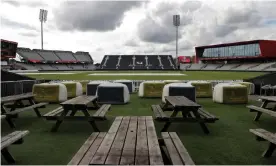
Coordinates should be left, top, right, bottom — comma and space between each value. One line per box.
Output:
14, 48, 94, 71
34, 49, 61, 61
17, 48, 44, 61
54, 51, 77, 62
100, 55, 176, 70
202, 64, 223, 70
231, 63, 260, 71
74, 51, 93, 62
187, 64, 206, 70
215, 64, 240, 71
248, 62, 276, 71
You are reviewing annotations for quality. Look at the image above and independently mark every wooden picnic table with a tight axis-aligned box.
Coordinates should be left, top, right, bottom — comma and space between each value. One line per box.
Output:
1, 93, 47, 128
152, 96, 218, 134
46, 95, 110, 132
248, 96, 276, 121
68, 116, 195, 165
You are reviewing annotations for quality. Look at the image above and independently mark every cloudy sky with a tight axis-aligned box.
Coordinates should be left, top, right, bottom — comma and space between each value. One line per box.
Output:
1, 0, 276, 63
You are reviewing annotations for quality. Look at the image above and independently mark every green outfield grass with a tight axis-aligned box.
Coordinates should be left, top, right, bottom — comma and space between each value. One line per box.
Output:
24, 71, 266, 80
1, 94, 276, 165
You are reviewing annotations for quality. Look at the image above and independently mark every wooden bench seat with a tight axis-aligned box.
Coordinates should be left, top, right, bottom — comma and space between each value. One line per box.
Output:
92, 104, 111, 120
198, 108, 219, 122
1, 130, 30, 164
247, 105, 276, 121
43, 107, 64, 120
151, 105, 168, 120
5, 102, 48, 117
249, 128, 276, 157
161, 132, 195, 165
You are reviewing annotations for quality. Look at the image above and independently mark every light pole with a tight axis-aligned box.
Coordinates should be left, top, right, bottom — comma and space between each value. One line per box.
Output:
39, 9, 48, 50
173, 15, 180, 67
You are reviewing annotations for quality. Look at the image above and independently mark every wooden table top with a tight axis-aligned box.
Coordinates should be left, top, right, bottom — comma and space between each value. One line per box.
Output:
165, 96, 201, 108
260, 96, 276, 102
69, 116, 164, 165
60, 95, 97, 106
1, 93, 34, 103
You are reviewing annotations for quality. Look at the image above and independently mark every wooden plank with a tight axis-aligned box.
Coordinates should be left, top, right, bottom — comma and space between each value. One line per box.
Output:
90, 117, 123, 165
249, 129, 276, 145
247, 105, 276, 118
135, 116, 149, 165
79, 132, 106, 165
161, 132, 183, 165
1, 131, 21, 143
260, 96, 276, 102
68, 132, 100, 165
165, 96, 201, 108
1, 93, 33, 103
43, 107, 63, 116
61, 96, 96, 106
120, 116, 138, 165
145, 116, 164, 165
99, 105, 110, 117
1, 115, 6, 120
151, 105, 168, 119
105, 116, 130, 165
1, 130, 29, 150
5, 102, 47, 115
169, 132, 195, 165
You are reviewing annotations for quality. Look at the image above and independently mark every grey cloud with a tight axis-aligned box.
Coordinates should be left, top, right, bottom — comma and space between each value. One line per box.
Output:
137, 16, 179, 44
1, 17, 38, 31
54, 1, 142, 32
19, 32, 39, 37
125, 38, 139, 47
137, 1, 199, 44
215, 25, 238, 37
2, 0, 48, 7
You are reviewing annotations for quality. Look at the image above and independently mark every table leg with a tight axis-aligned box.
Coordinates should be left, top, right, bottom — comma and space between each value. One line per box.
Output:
1, 148, 15, 164
28, 98, 41, 117
1, 104, 16, 128
92, 99, 100, 109
193, 110, 210, 134
51, 110, 69, 132
69, 109, 77, 116
82, 109, 100, 132
161, 110, 179, 132
254, 101, 269, 121
9, 100, 20, 118
262, 142, 276, 158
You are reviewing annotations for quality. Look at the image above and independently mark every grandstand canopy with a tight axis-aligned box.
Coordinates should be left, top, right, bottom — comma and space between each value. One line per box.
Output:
195, 40, 276, 61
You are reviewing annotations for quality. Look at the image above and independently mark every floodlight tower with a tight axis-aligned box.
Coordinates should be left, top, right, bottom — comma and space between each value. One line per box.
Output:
173, 14, 180, 67
39, 9, 48, 50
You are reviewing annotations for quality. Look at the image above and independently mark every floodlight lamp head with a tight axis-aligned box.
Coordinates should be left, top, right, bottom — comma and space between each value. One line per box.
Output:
43, 10, 48, 22
39, 9, 44, 21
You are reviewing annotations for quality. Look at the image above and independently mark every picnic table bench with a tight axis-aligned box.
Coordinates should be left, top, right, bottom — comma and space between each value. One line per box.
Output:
249, 128, 276, 157
1, 93, 47, 128
43, 95, 110, 132
1, 130, 29, 164
152, 96, 218, 134
247, 96, 276, 121
68, 116, 194, 165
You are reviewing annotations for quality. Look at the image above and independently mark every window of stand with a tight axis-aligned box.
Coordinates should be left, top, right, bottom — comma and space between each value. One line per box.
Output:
202, 43, 261, 58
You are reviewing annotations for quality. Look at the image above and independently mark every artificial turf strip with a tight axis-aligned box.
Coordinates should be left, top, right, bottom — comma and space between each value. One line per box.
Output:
25, 71, 265, 81
1, 95, 276, 165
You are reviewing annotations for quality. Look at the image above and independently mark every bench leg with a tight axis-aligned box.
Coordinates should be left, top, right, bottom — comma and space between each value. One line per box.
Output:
1, 148, 15, 164
6, 117, 16, 129
28, 99, 42, 117
254, 112, 262, 121
262, 143, 276, 158
51, 110, 68, 132
82, 109, 100, 132
161, 122, 171, 132
199, 122, 210, 134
